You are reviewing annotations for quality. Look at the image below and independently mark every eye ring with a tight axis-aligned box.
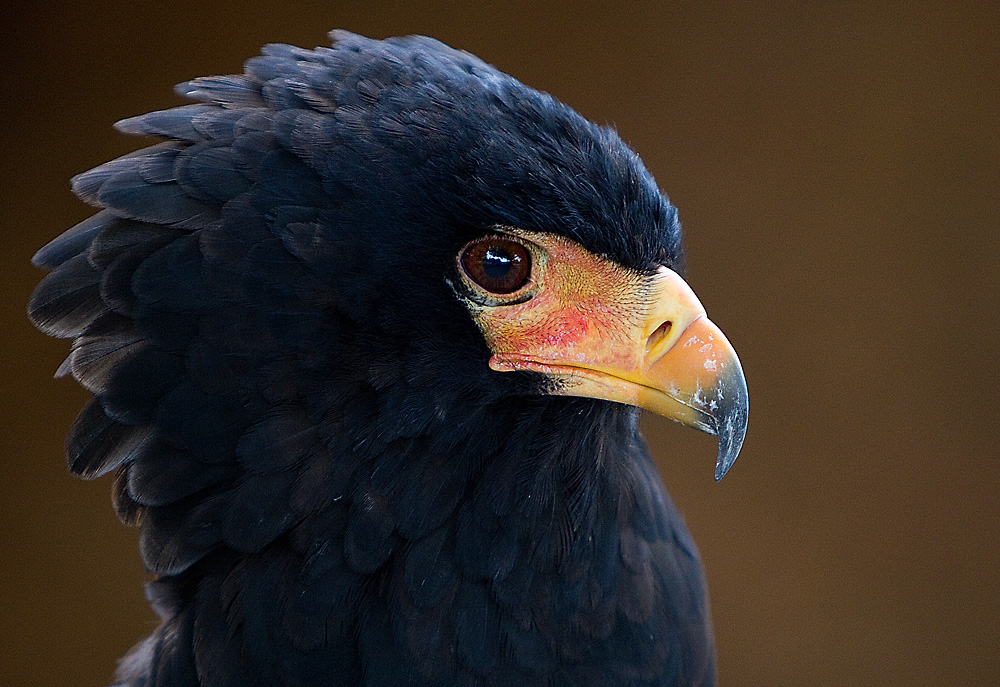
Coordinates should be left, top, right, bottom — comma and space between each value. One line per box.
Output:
459, 236, 532, 295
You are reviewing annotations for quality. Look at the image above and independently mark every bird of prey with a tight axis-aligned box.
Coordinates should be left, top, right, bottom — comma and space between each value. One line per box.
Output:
29, 31, 747, 687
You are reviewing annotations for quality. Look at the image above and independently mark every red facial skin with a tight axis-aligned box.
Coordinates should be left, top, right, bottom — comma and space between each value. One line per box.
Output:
457, 228, 745, 451
464, 230, 648, 374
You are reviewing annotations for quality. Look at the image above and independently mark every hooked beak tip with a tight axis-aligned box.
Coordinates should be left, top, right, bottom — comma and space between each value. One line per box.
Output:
712, 362, 749, 481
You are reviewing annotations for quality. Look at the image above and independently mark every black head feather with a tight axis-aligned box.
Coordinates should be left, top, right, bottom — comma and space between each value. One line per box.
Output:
29, 32, 713, 686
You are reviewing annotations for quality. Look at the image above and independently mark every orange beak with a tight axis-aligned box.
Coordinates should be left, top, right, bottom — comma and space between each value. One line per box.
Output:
472, 233, 748, 479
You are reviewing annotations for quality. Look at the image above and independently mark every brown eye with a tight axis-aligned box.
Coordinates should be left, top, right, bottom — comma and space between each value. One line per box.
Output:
460, 237, 532, 294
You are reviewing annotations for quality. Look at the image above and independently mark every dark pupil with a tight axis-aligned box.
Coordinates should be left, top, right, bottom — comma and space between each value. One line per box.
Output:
483, 248, 516, 280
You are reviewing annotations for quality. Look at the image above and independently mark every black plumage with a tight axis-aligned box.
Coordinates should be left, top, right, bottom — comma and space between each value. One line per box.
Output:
29, 32, 735, 686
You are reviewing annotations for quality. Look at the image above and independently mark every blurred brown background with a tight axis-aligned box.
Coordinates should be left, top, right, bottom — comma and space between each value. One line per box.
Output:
2, 1, 998, 685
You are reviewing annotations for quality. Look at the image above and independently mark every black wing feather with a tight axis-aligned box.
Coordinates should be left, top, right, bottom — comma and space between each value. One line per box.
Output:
29, 253, 103, 338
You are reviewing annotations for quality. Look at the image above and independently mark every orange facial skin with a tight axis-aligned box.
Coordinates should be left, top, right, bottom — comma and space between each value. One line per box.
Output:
457, 228, 748, 479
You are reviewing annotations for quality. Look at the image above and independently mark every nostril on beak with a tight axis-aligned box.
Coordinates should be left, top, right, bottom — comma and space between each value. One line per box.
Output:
646, 320, 673, 356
